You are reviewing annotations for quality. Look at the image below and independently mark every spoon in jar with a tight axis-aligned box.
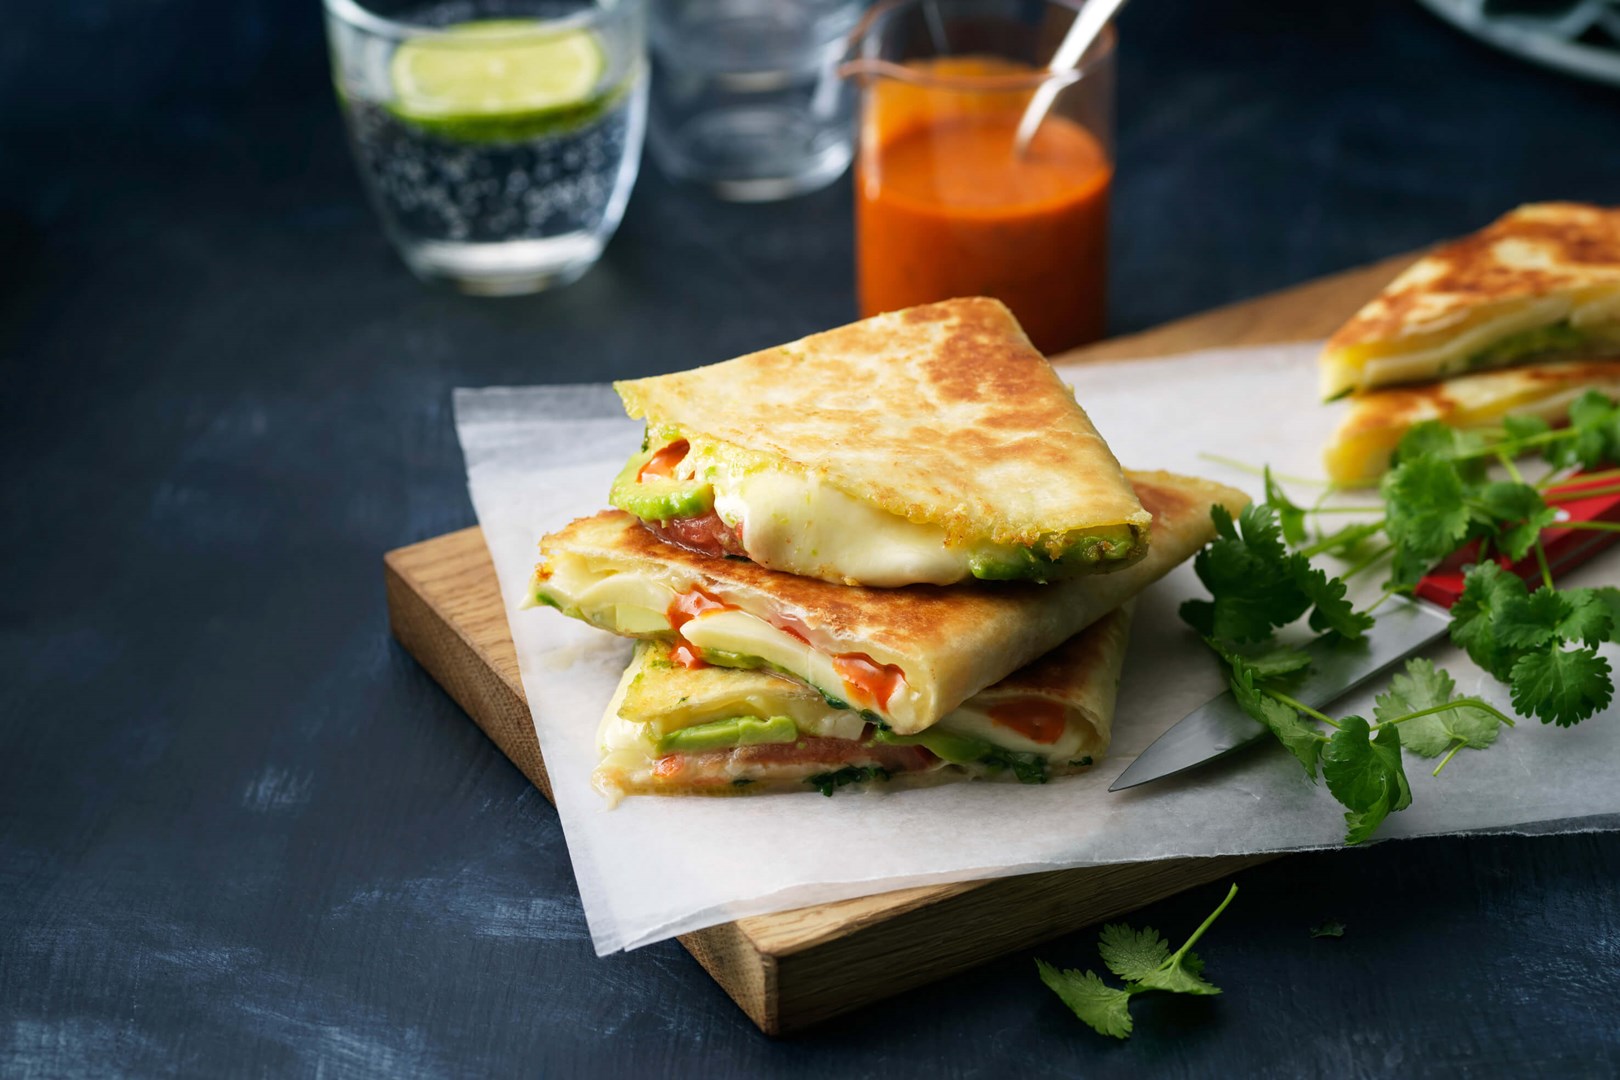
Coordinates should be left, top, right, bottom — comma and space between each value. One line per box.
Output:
1014, 0, 1129, 155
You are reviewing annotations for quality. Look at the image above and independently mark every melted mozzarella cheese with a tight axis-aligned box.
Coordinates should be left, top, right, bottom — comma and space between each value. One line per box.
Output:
679, 609, 925, 728
543, 556, 675, 633
542, 556, 926, 726
937, 702, 1088, 760
1572, 290, 1620, 328
1357, 296, 1570, 389
712, 467, 971, 586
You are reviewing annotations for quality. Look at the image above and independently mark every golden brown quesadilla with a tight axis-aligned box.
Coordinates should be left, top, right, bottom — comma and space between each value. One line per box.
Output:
1320, 203, 1620, 400
532, 470, 1245, 734
1324, 358, 1620, 486
606, 298, 1151, 587
594, 604, 1134, 802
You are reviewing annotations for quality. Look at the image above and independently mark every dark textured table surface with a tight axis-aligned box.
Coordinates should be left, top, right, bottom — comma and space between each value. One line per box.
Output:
5, 1, 1620, 1075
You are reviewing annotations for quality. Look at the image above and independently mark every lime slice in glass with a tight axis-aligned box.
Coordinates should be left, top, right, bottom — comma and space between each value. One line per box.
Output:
388, 20, 609, 142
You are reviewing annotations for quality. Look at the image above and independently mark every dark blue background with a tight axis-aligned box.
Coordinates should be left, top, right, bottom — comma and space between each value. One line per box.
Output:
4, 1, 1619, 1075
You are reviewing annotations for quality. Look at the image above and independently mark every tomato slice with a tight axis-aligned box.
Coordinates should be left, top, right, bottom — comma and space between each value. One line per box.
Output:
638, 439, 690, 481
832, 653, 907, 709
772, 611, 815, 645
670, 641, 710, 669
648, 735, 938, 786
987, 698, 1068, 744
666, 588, 732, 634
647, 511, 746, 558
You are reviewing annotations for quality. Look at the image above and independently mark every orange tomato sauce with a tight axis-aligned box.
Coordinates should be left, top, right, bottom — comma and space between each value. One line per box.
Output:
832, 653, 908, 709
638, 439, 690, 481
666, 588, 734, 669
856, 58, 1111, 354
987, 698, 1068, 745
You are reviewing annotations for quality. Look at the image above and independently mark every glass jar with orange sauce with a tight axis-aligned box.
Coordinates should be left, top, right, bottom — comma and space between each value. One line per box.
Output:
845, 0, 1115, 355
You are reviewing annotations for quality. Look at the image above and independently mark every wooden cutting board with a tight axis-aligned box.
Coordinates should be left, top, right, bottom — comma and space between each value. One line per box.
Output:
383, 252, 1413, 1035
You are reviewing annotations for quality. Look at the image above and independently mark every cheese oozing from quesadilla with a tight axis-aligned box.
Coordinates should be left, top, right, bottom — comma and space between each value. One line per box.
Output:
607, 297, 1151, 587
1324, 359, 1620, 486
609, 428, 1140, 588
531, 470, 1244, 734
1320, 203, 1620, 400
594, 605, 1131, 802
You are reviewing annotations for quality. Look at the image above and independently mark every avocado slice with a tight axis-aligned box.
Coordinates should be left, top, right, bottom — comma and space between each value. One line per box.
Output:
968, 524, 1141, 582
1464, 321, 1588, 371
609, 446, 715, 523
701, 649, 770, 670
656, 715, 797, 754
873, 726, 994, 765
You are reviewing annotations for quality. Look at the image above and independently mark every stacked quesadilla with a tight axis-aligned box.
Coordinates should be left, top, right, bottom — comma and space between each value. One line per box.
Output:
609, 298, 1151, 587
530, 298, 1247, 800
1321, 203, 1620, 484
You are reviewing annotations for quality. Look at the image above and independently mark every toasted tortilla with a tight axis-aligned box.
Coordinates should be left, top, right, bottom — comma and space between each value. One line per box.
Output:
594, 605, 1134, 801
1320, 203, 1620, 399
1324, 358, 1620, 486
533, 470, 1245, 734
612, 297, 1149, 559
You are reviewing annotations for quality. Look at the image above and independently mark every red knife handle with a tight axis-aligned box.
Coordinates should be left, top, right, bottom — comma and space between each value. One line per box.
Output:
1414, 470, 1620, 610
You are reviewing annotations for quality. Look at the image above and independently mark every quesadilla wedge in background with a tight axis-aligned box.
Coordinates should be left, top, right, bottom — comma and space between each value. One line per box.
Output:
593, 604, 1134, 803
531, 470, 1245, 734
607, 297, 1150, 587
1319, 203, 1620, 401
1324, 358, 1620, 486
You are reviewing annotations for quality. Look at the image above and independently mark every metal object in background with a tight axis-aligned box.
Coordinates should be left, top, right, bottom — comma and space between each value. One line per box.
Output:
1111, 600, 1452, 792
1418, 0, 1620, 86
1113, 472, 1620, 793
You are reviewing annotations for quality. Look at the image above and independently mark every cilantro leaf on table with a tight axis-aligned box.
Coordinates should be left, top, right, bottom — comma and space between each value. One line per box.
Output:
1097, 924, 1171, 982
1295, 562, 1375, 640
1595, 587, 1620, 642
1449, 562, 1529, 680
1496, 586, 1609, 651
1039, 885, 1237, 1040
1555, 588, 1617, 647
1180, 504, 1311, 642
1547, 390, 1620, 469
1037, 963, 1134, 1039
1132, 949, 1220, 996
1182, 503, 1373, 645
1373, 658, 1501, 757
1390, 420, 1487, 475
1496, 586, 1572, 650
1474, 481, 1558, 562
1322, 717, 1411, 845
1382, 456, 1471, 585
1230, 661, 1321, 779
1509, 647, 1614, 728
1212, 640, 1313, 679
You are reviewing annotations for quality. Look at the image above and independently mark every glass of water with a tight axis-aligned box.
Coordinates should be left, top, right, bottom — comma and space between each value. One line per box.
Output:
325, 0, 647, 295
648, 0, 862, 201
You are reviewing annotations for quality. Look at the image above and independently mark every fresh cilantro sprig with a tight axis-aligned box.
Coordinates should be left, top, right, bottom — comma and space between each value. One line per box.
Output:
1449, 562, 1618, 726
1038, 884, 1237, 1039
1229, 647, 1514, 843
1183, 391, 1620, 844
1178, 500, 1373, 645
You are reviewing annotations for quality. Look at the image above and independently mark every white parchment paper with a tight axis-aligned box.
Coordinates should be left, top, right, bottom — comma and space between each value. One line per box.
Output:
454, 342, 1620, 955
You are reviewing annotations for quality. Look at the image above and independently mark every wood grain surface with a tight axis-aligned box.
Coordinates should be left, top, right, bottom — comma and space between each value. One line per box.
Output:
383, 251, 1411, 1035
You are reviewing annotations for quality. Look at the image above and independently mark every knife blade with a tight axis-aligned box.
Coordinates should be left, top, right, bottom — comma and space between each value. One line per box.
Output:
1109, 470, 1620, 793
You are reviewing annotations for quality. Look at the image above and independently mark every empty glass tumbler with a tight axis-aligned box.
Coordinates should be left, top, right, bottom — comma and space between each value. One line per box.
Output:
647, 0, 862, 201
